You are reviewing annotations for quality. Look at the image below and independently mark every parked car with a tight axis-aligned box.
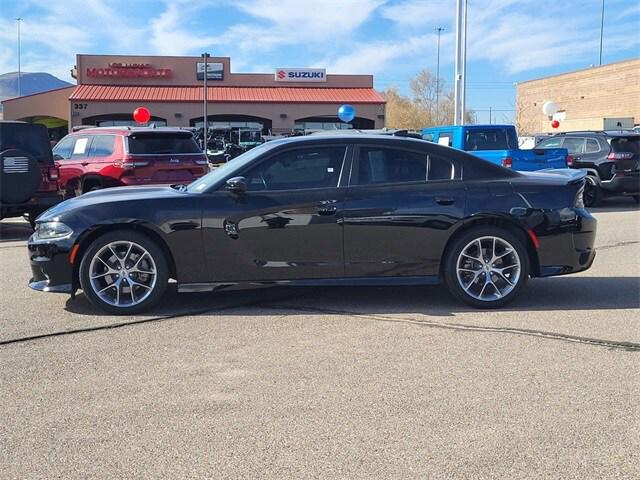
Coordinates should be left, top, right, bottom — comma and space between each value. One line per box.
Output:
421, 125, 568, 171
28, 134, 596, 314
0, 121, 62, 227
536, 131, 640, 206
52, 127, 209, 197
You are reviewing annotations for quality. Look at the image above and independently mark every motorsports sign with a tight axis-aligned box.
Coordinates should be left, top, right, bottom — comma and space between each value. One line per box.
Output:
86, 63, 172, 79
275, 68, 326, 82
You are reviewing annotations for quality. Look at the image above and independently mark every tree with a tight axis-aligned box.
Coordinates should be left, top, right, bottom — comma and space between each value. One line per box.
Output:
383, 69, 475, 130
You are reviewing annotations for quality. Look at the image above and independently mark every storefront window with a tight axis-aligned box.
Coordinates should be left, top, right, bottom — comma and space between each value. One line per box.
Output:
193, 120, 264, 130
294, 121, 353, 132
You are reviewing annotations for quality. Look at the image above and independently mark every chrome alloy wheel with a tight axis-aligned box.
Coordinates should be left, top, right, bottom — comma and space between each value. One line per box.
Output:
88, 241, 157, 307
456, 236, 521, 302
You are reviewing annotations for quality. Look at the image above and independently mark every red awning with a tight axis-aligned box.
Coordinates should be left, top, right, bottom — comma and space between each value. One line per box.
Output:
69, 85, 385, 104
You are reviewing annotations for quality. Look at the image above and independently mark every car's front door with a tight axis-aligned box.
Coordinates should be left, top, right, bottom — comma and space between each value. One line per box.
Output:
201, 144, 350, 282
343, 145, 466, 278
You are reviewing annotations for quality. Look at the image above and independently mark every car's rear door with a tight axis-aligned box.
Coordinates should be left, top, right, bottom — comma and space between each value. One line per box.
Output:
201, 144, 350, 282
342, 144, 466, 278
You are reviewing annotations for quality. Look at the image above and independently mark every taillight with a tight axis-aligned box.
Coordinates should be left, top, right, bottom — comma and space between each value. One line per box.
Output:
121, 156, 150, 168
566, 154, 574, 167
607, 152, 634, 160
48, 166, 59, 180
502, 157, 513, 168
575, 184, 585, 209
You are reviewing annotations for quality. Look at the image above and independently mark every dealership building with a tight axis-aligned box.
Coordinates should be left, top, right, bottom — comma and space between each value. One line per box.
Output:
2, 54, 386, 138
516, 58, 640, 134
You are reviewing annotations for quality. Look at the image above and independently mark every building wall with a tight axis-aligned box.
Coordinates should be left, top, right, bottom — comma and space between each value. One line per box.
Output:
71, 100, 385, 132
2, 86, 75, 124
516, 58, 640, 134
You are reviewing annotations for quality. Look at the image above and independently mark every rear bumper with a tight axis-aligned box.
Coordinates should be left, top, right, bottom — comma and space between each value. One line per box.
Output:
600, 173, 640, 195
535, 208, 597, 277
1, 191, 62, 218
27, 238, 74, 293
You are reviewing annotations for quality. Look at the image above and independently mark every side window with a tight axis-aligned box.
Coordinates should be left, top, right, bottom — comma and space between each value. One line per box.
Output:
438, 132, 453, 147
422, 133, 435, 142
52, 136, 76, 160
88, 135, 115, 157
537, 137, 563, 148
428, 155, 456, 181
585, 138, 600, 153
71, 136, 92, 158
356, 147, 427, 186
243, 146, 346, 191
562, 137, 586, 154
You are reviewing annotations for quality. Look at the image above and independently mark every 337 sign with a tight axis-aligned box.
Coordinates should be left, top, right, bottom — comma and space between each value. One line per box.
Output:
73, 103, 88, 110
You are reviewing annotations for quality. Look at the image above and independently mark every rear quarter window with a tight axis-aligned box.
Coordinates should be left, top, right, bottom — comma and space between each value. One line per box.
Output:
127, 133, 200, 154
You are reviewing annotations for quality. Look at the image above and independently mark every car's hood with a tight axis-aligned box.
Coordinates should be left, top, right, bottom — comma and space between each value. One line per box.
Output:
38, 186, 184, 220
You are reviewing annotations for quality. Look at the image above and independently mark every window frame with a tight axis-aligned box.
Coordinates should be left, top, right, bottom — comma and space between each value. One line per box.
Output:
584, 137, 602, 154
560, 136, 587, 155
348, 144, 461, 188
226, 144, 351, 193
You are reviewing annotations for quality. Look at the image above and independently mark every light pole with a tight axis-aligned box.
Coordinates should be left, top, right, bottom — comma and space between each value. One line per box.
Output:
201, 52, 210, 153
453, 0, 468, 125
435, 27, 445, 124
599, 0, 605, 66
16, 17, 22, 97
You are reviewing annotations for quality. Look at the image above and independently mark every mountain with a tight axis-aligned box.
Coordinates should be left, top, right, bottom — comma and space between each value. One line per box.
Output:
0, 72, 72, 111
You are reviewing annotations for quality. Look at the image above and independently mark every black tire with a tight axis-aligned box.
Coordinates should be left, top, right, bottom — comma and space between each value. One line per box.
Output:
0, 148, 41, 204
443, 227, 530, 309
583, 175, 602, 207
79, 230, 168, 314
81, 179, 102, 195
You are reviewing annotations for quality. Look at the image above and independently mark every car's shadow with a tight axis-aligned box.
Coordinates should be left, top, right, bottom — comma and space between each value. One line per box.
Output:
0, 220, 32, 243
65, 276, 640, 318
590, 196, 639, 213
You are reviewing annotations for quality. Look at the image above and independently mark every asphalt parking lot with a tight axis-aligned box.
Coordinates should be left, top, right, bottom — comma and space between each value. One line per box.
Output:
1, 198, 639, 479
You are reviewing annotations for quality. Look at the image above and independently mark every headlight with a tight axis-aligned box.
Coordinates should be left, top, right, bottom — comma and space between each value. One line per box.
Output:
36, 221, 73, 239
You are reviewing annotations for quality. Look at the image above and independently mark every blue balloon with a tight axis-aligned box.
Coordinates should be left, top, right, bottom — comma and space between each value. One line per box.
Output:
338, 104, 356, 123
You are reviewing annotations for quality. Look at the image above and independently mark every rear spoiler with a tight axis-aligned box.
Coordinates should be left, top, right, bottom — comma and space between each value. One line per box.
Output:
536, 168, 587, 185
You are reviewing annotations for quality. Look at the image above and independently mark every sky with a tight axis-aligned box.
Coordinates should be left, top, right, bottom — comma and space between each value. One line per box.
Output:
1, 0, 639, 123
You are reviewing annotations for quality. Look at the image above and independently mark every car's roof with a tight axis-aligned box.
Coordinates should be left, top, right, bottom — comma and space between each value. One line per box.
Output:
267, 133, 429, 147
68, 126, 192, 136
554, 130, 640, 138
422, 124, 514, 130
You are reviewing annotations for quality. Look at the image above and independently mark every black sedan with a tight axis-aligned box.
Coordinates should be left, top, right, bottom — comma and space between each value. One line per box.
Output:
28, 134, 596, 314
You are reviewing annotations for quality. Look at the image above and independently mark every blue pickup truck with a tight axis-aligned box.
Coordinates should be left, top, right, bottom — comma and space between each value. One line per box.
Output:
421, 124, 568, 171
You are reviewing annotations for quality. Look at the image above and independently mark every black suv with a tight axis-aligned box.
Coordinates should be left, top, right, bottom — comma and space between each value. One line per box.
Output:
1, 121, 63, 226
536, 131, 640, 206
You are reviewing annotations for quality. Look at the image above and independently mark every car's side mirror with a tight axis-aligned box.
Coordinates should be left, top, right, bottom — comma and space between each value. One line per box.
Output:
226, 176, 247, 194
53, 154, 64, 161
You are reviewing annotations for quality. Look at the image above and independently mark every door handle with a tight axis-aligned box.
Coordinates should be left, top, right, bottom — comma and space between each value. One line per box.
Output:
317, 200, 338, 216
435, 197, 454, 206
81, 162, 89, 166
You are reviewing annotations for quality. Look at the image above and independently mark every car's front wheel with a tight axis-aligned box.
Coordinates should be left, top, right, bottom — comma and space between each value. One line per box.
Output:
79, 231, 168, 314
444, 227, 529, 309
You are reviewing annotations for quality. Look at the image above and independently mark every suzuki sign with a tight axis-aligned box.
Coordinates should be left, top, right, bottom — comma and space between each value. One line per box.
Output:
275, 68, 326, 82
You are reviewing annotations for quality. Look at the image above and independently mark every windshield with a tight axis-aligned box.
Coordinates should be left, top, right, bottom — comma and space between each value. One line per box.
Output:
240, 130, 261, 143
186, 141, 277, 193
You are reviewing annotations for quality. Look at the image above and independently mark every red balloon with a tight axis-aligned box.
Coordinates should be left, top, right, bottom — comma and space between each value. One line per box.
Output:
133, 107, 151, 124
551, 120, 560, 129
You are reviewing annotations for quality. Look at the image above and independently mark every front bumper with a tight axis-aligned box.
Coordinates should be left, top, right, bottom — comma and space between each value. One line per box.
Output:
600, 173, 640, 195
535, 208, 597, 277
28, 237, 74, 294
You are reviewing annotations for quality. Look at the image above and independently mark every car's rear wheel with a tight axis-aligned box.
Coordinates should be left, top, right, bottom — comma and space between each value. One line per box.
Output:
79, 231, 168, 314
583, 175, 602, 207
444, 227, 529, 309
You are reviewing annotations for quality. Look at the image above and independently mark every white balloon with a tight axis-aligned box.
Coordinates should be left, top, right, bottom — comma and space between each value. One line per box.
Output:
542, 101, 559, 116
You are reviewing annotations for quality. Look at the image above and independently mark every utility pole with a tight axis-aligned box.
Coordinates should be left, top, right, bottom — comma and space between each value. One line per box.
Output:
599, 0, 605, 65
453, 0, 467, 125
201, 52, 210, 153
489, 106, 492, 124
435, 27, 445, 125
16, 17, 22, 97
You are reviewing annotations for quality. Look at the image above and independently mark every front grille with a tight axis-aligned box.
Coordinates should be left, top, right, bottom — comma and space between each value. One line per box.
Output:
3, 156, 30, 174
